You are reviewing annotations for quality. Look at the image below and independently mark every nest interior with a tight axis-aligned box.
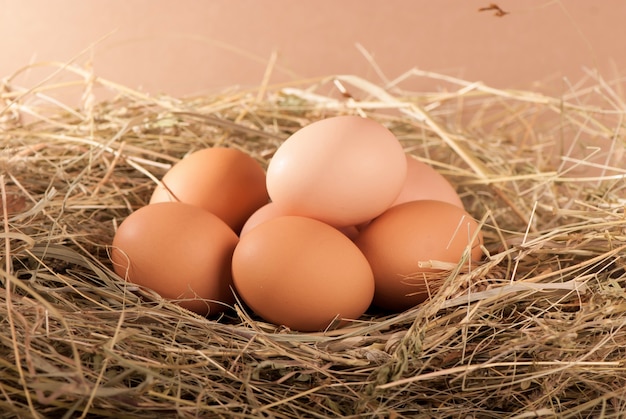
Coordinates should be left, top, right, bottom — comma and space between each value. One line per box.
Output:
1, 65, 626, 419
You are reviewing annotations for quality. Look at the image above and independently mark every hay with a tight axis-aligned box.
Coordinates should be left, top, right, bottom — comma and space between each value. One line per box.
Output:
1, 61, 625, 419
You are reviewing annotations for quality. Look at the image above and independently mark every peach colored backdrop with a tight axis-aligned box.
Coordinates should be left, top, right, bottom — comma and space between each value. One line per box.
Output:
1, 0, 625, 105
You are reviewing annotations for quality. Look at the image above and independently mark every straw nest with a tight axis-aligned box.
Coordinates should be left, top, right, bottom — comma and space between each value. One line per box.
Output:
1, 63, 625, 419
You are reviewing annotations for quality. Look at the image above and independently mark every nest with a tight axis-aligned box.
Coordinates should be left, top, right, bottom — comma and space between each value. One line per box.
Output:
1, 63, 625, 419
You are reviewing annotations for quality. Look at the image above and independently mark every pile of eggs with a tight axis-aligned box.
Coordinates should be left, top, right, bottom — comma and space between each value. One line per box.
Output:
111, 116, 483, 332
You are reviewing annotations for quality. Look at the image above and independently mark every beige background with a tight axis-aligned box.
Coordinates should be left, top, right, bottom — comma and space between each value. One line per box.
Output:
1, 0, 625, 105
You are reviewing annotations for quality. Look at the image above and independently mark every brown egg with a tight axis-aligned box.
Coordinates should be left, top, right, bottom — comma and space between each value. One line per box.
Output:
239, 202, 289, 236
241, 201, 360, 240
150, 147, 269, 234
355, 200, 483, 312
391, 155, 464, 209
111, 202, 239, 316
266, 116, 407, 227
338, 225, 360, 241
232, 215, 374, 332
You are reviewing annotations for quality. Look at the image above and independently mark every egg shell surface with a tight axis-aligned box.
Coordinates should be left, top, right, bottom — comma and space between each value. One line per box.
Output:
111, 202, 239, 316
239, 202, 289, 236
232, 215, 375, 332
240, 201, 360, 240
266, 116, 407, 227
355, 200, 483, 312
391, 155, 464, 209
150, 147, 269, 234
